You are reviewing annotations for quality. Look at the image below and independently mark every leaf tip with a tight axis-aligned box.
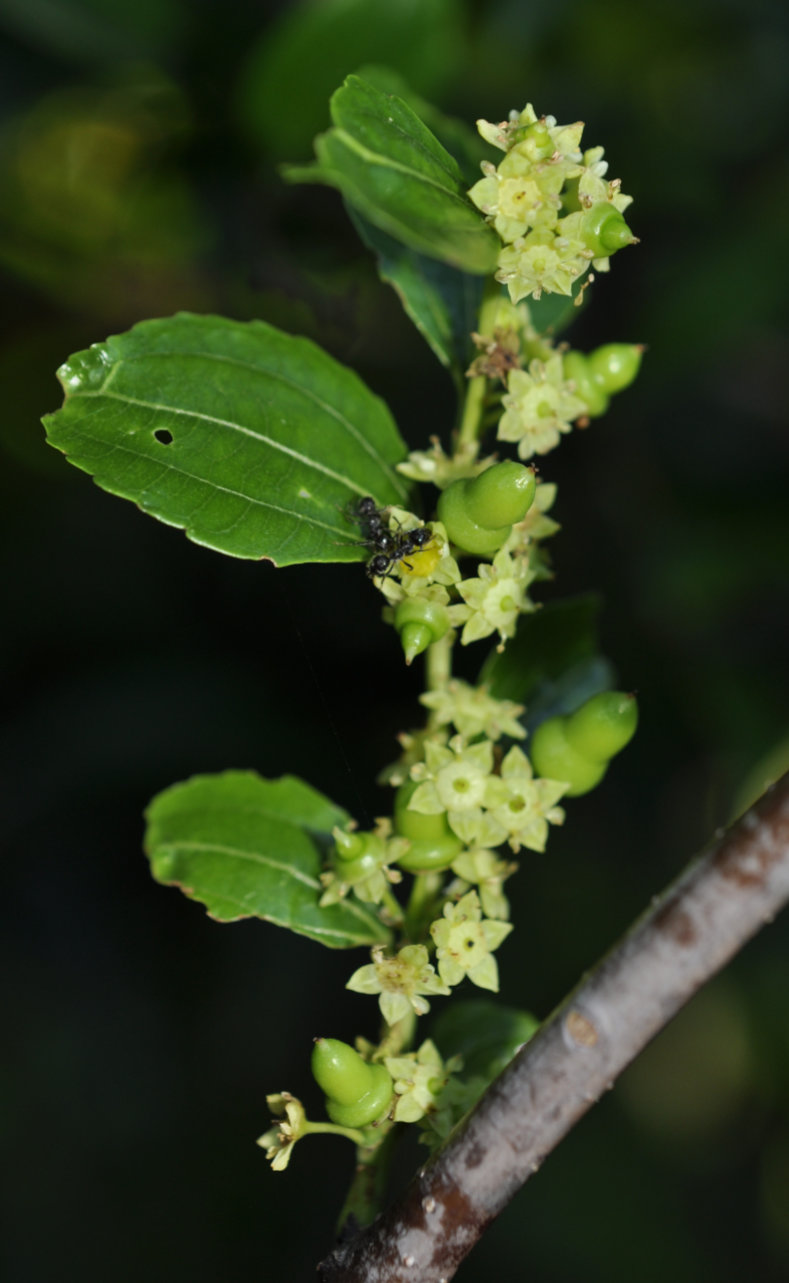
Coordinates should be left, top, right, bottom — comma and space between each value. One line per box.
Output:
56, 342, 114, 397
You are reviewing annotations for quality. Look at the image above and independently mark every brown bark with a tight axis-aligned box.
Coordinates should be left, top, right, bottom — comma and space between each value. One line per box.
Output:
317, 773, 789, 1282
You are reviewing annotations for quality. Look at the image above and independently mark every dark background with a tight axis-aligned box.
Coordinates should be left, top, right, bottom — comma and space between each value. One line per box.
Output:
3, 0, 788, 1279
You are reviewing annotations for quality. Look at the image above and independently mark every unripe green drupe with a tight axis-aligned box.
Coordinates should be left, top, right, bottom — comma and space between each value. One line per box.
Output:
564, 691, 638, 761
311, 1038, 393, 1128
437, 461, 536, 556
393, 598, 450, 665
530, 691, 638, 797
393, 779, 463, 871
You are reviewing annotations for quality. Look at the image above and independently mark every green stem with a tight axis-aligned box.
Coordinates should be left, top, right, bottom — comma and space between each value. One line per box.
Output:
456, 372, 488, 452
374, 1009, 416, 1062
425, 629, 452, 702
379, 884, 405, 928
404, 870, 444, 942
335, 1124, 399, 1234
303, 1119, 366, 1144
455, 278, 507, 452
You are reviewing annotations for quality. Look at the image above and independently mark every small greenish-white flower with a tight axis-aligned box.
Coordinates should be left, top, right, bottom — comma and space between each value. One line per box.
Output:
257, 1092, 307, 1172
346, 944, 450, 1026
496, 229, 590, 303
376, 726, 449, 788
430, 890, 512, 990
498, 355, 587, 459
449, 548, 537, 649
576, 149, 633, 220
409, 734, 495, 845
469, 162, 565, 244
501, 480, 560, 563
383, 1039, 457, 1124
319, 821, 404, 907
484, 744, 567, 852
471, 108, 633, 303
397, 437, 494, 488
450, 847, 518, 921
376, 526, 460, 608
474, 103, 583, 165
420, 679, 525, 742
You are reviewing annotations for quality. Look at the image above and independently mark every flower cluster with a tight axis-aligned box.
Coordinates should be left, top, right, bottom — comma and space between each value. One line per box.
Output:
448, 547, 537, 648
498, 353, 587, 459
469, 104, 635, 304
408, 736, 566, 854
383, 1038, 459, 1124
258, 91, 641, 1183
370, 502, 555, 654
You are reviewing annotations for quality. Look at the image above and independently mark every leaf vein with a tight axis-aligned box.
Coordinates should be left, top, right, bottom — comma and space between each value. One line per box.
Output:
169, 840, 321, 887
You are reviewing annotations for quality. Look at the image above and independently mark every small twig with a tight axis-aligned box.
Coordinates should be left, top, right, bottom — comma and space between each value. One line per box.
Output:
316, 772, 789, 1282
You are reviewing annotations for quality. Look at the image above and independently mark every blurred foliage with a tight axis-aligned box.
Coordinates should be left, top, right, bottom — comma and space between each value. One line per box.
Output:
2, 0, 788, 1280
235, 0, 467, 162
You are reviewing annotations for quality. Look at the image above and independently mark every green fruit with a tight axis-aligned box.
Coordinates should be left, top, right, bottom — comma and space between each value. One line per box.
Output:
530, 691, 638, 797
336, 852, 385, 884
564, 691, 638, 761
325, 1069, 393, 1127
437, 462, 536, 556
393, 781, 462, 871
394, 780, 447, 840
331, 829, 387, 881
393, 598, 450, 665
311, 1038, 393, 1127
395, 834, 463, 873
464, 460, 537, 527
530, 717, 608, 797
580, 202, 635, 257
562, 351, 609, 418
587, 343, 643, 395
332, 831, 366, 864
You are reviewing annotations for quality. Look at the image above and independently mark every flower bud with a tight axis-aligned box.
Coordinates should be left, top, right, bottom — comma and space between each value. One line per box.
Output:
393, 598, 450, 664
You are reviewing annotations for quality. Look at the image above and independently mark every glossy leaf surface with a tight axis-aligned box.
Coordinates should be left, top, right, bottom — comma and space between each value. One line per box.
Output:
285, 75, 499, 275
43, 312, 409, 564
349, 207, 483, 386
145, 771, 391, 949
432, 999, 539, 1081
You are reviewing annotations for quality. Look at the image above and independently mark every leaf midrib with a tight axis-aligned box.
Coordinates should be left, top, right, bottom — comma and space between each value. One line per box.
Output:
73, 346, 408, 501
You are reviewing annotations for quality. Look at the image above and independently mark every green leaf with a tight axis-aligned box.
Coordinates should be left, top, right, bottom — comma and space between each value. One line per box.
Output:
479, 594, 614, 724
432, 999, 539, 1081
352, 64, 490, 188
42, 312, 410, 565
285, 75, 500, 275
144, 771, 392, 949
348, 206, 483, 386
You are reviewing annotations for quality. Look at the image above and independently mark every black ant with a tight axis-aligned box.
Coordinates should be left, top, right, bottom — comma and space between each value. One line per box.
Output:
347, 496, 433, 580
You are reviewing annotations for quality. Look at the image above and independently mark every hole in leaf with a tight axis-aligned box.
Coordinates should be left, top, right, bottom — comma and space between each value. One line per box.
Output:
154, 429, 174, 445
